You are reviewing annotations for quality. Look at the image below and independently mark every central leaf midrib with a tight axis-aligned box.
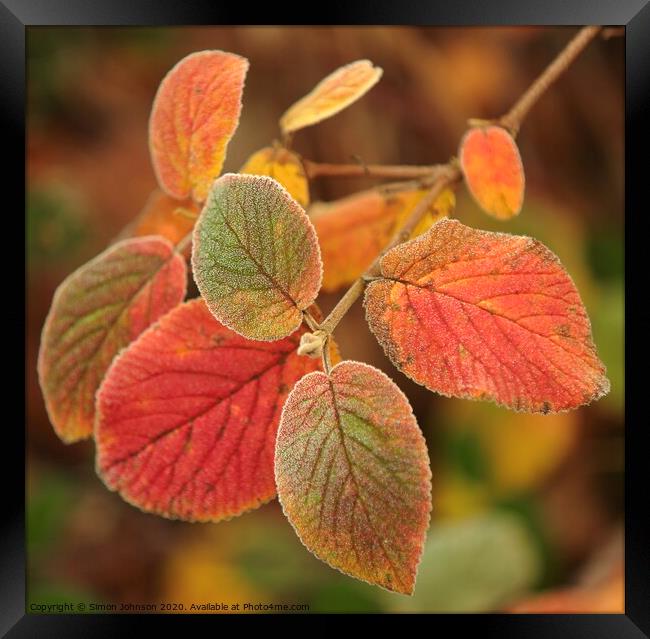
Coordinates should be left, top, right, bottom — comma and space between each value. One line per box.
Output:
105, 350, 291, 469
220, 212, 298, 308
327, 378, 406, 591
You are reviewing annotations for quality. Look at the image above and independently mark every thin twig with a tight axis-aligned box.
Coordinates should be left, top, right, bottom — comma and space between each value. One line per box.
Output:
499, 26, 602, 136
175, 232, 193, 260
602, 27, 624, 40
303, 159, 445, 180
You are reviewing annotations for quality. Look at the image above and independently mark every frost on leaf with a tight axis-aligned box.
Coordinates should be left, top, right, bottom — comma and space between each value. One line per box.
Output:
275, 360, 432, 594
96, 298, 329, 522
149, 50, 249, 203
459, 125, 525, 220
240, 146, 310, 207
38, 237, 187, 443
364, 218, 609, 413
312, 187, 455, 292
192, 173, 322, 341
280, 60, 383, 134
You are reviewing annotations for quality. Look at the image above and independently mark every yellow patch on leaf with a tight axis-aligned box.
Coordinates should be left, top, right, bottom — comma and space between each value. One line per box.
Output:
280, 60, 383, 134
149, 50, 249, 203
312, 187, 454, 292
240, 146, 310, 207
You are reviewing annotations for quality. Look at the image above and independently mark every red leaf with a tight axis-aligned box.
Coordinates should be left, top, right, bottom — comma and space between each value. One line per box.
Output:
38, 237, 187, 443
364, 219, 609, 413
95, 298, 326, 522
275, 361, 432, 594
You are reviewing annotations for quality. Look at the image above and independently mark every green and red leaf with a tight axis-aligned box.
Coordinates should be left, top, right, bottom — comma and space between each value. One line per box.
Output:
192, 173, 322, 341
149, 50, 248, 203
459, 125, 525, 219
96, 298, 330, 522
364, 218, 609, 413
275, 360, 432, 594
38, 237, 187, 443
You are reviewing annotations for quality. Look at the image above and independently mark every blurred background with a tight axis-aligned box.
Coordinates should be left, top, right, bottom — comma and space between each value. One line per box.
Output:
27, 27, 624, 613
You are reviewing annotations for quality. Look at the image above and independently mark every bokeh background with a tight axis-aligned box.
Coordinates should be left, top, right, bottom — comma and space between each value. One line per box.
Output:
26, 27, 624, 613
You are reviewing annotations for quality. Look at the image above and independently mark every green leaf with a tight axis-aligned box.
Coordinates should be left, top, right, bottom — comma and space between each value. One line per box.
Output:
192, 173, 322, 341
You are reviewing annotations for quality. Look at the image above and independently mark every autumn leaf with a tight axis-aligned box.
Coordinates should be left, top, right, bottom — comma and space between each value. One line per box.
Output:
280, 60, 383, 134
275, 360, 431, 594
192, 173, 322, 341
507, 572, 624, 613
459, 125, 525, 219
389, 513, 540, 612
38, 237, 187, 443
149, 50, 249, 203
312, 187, 455, 292
118, 189, 199, 246
364, 218, 609, 413
96, 298, 331, 522
240, 146, 310, 207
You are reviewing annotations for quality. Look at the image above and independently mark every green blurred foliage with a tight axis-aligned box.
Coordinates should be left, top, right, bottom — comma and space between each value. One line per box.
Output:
27, 185, 91, 265
387, 513, 541, 612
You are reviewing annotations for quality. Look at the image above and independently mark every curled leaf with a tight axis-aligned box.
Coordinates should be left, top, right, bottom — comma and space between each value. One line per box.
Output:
275, 360, 431, 594
240, 146, 310, 207
149, 50, 249, 203
280, 60, 383, 134
118, 189, 199, 246
38, 237, 187, 443
459, 125, 525, 219
364, 218, 609, 413
96, 298, 330, 522
192, 173, 322, 341
313, 187, 454, 292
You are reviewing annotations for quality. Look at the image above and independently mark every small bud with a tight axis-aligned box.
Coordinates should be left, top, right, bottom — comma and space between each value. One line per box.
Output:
298, 330, 327, 358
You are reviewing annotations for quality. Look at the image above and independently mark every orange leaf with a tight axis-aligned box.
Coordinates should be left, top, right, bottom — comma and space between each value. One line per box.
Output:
313, 187, 454, 292
149, 50, 248, 203
280, 60, 383, 134
96, 298, 326, 522
364, 218, 609, 413
275, 360, 432, 594
122, 190, 199, 245
507, 573, 624, 613
459, 126, 525, 219
240, 146, 310, 207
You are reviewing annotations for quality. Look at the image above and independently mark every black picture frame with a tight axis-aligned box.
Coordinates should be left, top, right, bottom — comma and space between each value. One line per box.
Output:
8, 0, 648, 633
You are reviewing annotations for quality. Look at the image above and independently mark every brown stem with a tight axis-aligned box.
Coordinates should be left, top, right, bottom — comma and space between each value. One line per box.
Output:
499, 26, 601, 136
303, 159, 445, 181
319, 278, 367, 335
602, 27, 624, 40
175, 232, 193, 260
